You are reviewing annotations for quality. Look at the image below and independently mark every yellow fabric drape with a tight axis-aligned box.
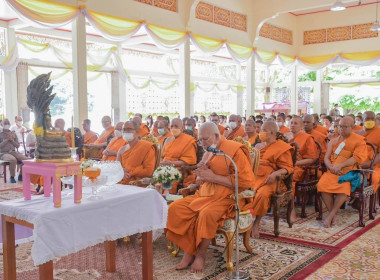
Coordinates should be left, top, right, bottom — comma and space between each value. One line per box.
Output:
85, 10, 143, 41
298, 53, 338, 67
256, 50, 277, 64
146, 24, 188, 47
340, 50, 380, 61
191, 34, 224, 53
227, 43, 254, 61
6, 0, 79, 26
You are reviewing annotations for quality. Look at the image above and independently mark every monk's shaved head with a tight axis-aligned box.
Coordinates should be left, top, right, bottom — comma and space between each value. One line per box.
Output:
340, 116, 354, 127
290, 116, 303, 134
245, 119, 255, 126
124, 120, 138, 131
262, 120, 278, 134
132, 116, 142, 126
199, 122, 220, 135
199, 122, 220, 150
338, 117, 354, 138
363, 111, 375, 121
115, 122, 124, 130
134, 113, 142, 119
171, 118, 182, 127
303, 114, 314, 133
185, 118, 196, 126
158, 120, 168, 128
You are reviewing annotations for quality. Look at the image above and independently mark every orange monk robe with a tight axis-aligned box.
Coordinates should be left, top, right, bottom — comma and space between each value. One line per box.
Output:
119, 140, 156, 185
88, 127, 115, 159
310, 129, 327, 164
157, 131, 172, 147
166, 138, 255, 255
314, 125, 328, 136
84, 131, 98, 144
251, 140, 294, 216
245, 134, 258, 145
152, 127, 159, 137
137, 124, 150, 138
224, 125, 246, 140
353, 125, 363, 132
193, 128, 198, 136
279, 126, 290, 134
217, 125, 226, 135
102, 137, 126, 161
361, 126, 380, 192
162, 133, 197, 193
290, 132, 318, 193
64, 131, 71, 146
317, 133, 368, 195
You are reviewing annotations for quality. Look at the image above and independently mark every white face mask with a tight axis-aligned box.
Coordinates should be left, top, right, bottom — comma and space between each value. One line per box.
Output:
355, 121, 361, 126
277, 121, 283, 127
229, 122, 237, 129
285, 120, 290, 126
114, 130, 122, 138
123, 133, 134, 142
3, 125, 10, 130
16, 121, 22, 126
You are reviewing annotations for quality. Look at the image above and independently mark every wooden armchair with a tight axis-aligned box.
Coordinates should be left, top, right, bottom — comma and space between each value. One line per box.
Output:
173, 147, 260, 271
295, 140, 322, 218
271, 142, 299, 237
316, 143, 376, 227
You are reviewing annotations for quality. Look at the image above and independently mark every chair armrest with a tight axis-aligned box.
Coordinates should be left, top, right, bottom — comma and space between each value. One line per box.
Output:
178, 183, 199, 196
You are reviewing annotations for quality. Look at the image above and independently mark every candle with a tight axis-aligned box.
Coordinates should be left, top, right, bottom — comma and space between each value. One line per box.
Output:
71, 116, 75, 149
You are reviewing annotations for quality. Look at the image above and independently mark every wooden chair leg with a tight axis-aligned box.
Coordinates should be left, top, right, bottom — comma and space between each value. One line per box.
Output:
301, 188, 307, 218
243, 227, 253, 253
316, 192, 323, 220
359, 195, 365, 227
286, 198, 293, 228
369, 194, 375, 220
4, 163, 7, 183
273, 199, 280, 237
211, 237, 216, 246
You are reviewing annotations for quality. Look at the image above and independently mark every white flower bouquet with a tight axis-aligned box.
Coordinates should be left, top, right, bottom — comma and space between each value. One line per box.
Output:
81, 159, 96, 171
152, 165, 182, 184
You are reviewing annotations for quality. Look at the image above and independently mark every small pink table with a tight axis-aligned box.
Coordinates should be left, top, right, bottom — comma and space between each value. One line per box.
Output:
22, 160, 82, 208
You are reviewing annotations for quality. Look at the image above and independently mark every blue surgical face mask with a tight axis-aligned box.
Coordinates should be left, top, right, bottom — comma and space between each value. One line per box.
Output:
185, 125, 193, 131
158, 128, 165, 135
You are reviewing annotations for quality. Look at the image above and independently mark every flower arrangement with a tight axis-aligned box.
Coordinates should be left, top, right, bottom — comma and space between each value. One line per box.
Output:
152, 165, 182, 184
81, 159, 96, 171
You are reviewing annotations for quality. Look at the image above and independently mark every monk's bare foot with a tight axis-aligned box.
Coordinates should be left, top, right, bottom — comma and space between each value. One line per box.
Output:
331, 215, 339, 225
175, 253, 194, 270
251, 226, 260, 239
323, 214, 334, 228
190, 254, 206, 273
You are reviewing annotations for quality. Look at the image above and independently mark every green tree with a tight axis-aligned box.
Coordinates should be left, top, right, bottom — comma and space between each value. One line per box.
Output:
338, 95, 380, 114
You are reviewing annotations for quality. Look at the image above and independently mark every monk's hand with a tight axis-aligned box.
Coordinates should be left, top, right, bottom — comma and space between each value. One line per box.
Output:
265, 173, 277, 184
160, 161, 172, 166
330, 164, 343, 175
194, 167, 214, 181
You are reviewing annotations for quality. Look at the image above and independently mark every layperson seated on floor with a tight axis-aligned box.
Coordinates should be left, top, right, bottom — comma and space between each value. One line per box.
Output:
160, 118, 197, 193
210, 113, 225, 135
157, 120, 172, 146
355, 111, 380, 194
102, 122, 126, 161
82, 119, 98, 145
83, 116, 115, 159
317, 117, 368, 228
117, 121, 156, 185
288, 116, 318, 221
223, 114, 246, 140
0, 118, 28, 183
185, 118, 198, 136
134, 114, 150, 138
166, 122, 255, 273
251, 121, 294, 238
243, 119, 259, 145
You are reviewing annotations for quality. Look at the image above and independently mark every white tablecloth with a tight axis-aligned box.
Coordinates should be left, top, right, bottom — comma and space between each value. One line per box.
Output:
0, 185, 168, 266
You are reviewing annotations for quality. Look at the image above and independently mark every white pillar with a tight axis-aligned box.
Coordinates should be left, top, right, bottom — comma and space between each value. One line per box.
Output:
290, 65, 298, 115
179, 39, 190, 118
189, 90, 194, 116
117, 44, 126, 122
246, 56, 256, 117
321, 83, 330, 115
313, 70, 322, 114
3, 27, 18, 120
72, 13, 88, 126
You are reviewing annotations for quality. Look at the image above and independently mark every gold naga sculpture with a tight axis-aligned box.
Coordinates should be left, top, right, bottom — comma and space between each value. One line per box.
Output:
27, 72, 71, 161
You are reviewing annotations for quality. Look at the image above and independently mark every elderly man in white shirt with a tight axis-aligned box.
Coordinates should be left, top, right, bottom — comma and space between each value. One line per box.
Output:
10, 116, 28, 144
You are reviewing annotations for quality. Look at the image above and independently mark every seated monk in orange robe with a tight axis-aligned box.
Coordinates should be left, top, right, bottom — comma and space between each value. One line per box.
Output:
102, 122, 126, 161
166, 122, 255, 273
157, 120, 172, 146
277, 113, 290, 134
356, 111, 380, 193
243, 119, 258, 144
312, 114, 329, 136
288, 116, 318, 221
133, 115, 150, 138
251, 121, 294, 238
210, 113, 225, 135
82, 119, 98, 144
83, 116, 114, 159
223, 114, 246, 140
117, 121, 156, 185
347, 114, 363, 132
317, 117, 368, 227
303, 114, 327, 166
185, 118, 198, 136
161, 118, 197, 193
